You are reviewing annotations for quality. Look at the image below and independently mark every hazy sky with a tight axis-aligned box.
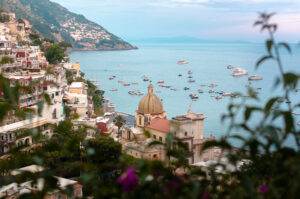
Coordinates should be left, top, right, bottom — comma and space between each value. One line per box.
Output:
51, 0, 300, 42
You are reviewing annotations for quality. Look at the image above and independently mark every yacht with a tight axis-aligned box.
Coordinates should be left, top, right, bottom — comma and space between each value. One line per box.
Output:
177, 60, 189, 65
198, 89, 204, 93
216, 96, 222, 100
227, 64, 234, 69
248, 75, 263, 81
232, 67, 248, 76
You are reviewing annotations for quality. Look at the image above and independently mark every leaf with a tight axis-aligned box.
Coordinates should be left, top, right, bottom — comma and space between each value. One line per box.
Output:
244, 107, 262, 121
266, 39, 273, 54
283, 73, 299, 89
201, 139, 232, 152
256, 55, 273, 69
253, 20, 263, 26
278, 42, 291, 54
264, 97, 279, 116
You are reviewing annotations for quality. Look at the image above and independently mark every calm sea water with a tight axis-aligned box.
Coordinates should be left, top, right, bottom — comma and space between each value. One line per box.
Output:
69, 43, 300, 146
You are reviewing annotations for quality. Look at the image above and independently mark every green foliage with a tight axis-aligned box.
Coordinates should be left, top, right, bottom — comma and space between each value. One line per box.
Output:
0, 56, 14, 65
114, 115, 126, 138
44, 44, 65, 64
58, 41, 72, 50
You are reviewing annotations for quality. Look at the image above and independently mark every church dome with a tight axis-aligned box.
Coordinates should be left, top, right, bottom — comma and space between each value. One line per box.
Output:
138, 84, 164, 114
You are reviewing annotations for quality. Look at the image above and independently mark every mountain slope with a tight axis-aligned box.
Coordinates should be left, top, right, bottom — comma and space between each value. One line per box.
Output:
0, 0, 137, 50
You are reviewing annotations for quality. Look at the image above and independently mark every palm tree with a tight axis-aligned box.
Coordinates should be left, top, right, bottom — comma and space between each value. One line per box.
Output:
113, 115, 126, 140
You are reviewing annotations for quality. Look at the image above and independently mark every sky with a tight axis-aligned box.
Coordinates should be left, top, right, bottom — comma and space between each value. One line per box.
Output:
51, 0, 300, 43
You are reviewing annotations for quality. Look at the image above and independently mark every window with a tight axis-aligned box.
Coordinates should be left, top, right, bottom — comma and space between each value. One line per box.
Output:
56, 91, 59, 96
139, 116, 142, 125
159, 136, 162, 142
153, 135, 157, 139
185, 132, 188, 136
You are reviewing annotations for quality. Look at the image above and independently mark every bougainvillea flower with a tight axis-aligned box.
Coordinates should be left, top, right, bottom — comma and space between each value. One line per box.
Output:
117, 167, 138, 193
258, 185, 269, 193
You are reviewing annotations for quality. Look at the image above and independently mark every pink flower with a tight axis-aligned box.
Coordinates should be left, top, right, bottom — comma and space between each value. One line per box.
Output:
258, 185, 269, 193
117, 167, 138, 193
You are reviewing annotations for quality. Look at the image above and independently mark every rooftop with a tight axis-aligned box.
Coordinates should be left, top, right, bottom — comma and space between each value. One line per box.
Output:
146, 118, 170, 133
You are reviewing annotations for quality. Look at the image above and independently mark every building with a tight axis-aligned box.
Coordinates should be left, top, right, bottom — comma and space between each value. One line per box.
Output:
0, 165, 83, 199
135, 84, 167, 127
123, 84, 222, 164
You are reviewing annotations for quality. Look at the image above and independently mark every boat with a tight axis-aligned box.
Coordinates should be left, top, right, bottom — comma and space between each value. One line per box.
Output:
132, 82, 138, 84
209, 83, 218, 88
297, 122, 300, 126
189, 93, 198, 99
210, 95, 215, 97
118, 80, 125, 83
248, 75, 263, 81
292, 112, 300, 116
143, 77, 149, 81
222, 92, 232, 96
232, 67, 248, 76
286, 100, 291, 104
188, 76, 193, 78
157, 80, 164, 84
296, 88, 300, 92
208, 90, 214, 93
227, 64, 234, 69
171, 88, 178, 91
135, 92, 144, 96
188, 79, 195, 83
184, 87, 190, 90
123, 84, 130, 86
198, 89, 204, 93
177, 60, 189, 65
88, 78, 97, 82
128, 91, 135, 95
216, 96, 222, 100
242, 94, 250, 98
277, 98, 284, 102
200, 84, 206, 87
110, 88, 118, 91
188, 70, 193, 74
178, 74, 182, 77
109, 77, 114, 80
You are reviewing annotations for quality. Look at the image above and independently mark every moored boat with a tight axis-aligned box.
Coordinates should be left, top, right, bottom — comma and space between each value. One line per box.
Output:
189, 93, 198, 99
110, 88, 118, 91
208, 90, 214, 93
118, 79, 125, 83
215, 96, 222, 100
132, 82, 138, 84
222, 92, 232, 96
248, 75, 263, 81
177, 60, 189, 65
188, 79, 195, 83
209, 83, 218, 88
227, 64, 234, 69
157, 80, 164, 84
184, 87, 190, 90
123, 83, 130, 86
232, 67, 248, 76
188, 70, 193, 74
198, 89, 204, 93
201, 84, 206, 87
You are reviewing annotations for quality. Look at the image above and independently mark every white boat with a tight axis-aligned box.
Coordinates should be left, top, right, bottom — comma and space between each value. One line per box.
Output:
189, 93, 198, 99
227, 65, 234, 69
222, 92, 232, 96
110, 88, 118, 91
216, 96, 222, 100
232, 67, 248, 76
188, 70, 193, 74
118, 79, 125, 83
292, 112, 300, 116
171, 88, 178, 91
297, 122, 300, 126
88, 78, 97, 82
248, 75, 263, 81
295, 88, 300, 92
208, 90, 214, 93
209, 83, 218, 88
177, 60, 189, 65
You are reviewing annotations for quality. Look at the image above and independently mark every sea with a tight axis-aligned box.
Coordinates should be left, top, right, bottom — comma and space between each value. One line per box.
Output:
69, 42, 300, 147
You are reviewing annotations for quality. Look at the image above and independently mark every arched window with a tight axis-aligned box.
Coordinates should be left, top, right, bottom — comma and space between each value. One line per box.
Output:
139, 116, 142, 125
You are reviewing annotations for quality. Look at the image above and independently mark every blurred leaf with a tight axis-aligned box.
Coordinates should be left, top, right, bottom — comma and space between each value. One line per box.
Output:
256, 55, 273, 69
266, 39, 273, 54
278, 42, 291, 54
244, 106, 261, 121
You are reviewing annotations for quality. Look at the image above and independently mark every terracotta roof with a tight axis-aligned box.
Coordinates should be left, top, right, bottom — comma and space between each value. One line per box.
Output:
146, 118, 170, 133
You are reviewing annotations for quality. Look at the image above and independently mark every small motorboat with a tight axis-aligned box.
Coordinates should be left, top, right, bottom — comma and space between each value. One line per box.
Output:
123, 84, 130, 86
189, 93, 198, 99
297, 122, 300, 126
178, 74, 182, 77
227, 64, 234, 69
248, 75, 263, 81
188, 75, 193, 78
232, 67, 248, 76
109, 77, 114, 80
88, 78, 97, 82
118, 80, 125, 83
188, 79, 195, 83
157, 80, 164, 84
132, 82, 138, 85
277, 98, 284, 102
177, 60, 189, 65
171, 88, 178, 91
215, 96, 222, 100
209, 83, 218, 88
110, 88, 118, 91
184, 87, 190, 90
128, 91, 135, 95
198, 89, 204, 93
208, 90, 214, 93
188, 70, 193, 74
222, 92, 232, 96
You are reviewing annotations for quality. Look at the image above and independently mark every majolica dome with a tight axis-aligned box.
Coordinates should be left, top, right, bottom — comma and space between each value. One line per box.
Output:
138, 84, 164, 114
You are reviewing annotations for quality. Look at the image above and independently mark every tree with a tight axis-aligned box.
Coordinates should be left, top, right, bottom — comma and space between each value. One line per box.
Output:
0, 56, 14, 65
59, 41, 72, 51
45, 44, 65, 64
113, 115, 126, 139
